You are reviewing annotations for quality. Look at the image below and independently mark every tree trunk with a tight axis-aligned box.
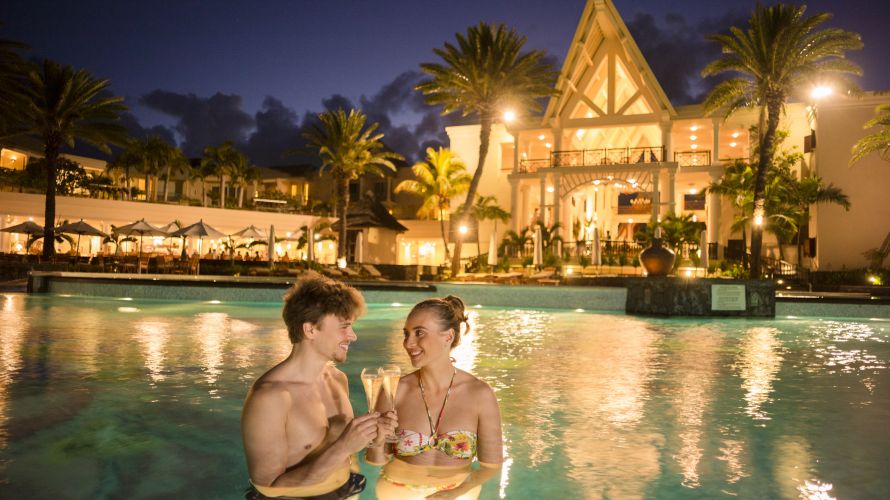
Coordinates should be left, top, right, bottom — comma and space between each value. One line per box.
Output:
238, 184, 244, 208
201, 179, 207, 207
163, 166, 172, 202
42, 138, 60, 260
750, 98, 782, 279
219, 176, 226, 208
124, 169, 131, 200
450, 113, 492, 276
144, 174, 150, 201
337, 176, 349, 259
439, 206, 451, 262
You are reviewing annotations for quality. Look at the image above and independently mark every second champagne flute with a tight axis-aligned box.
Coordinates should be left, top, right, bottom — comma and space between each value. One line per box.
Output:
380, 365, 401, 442
360, 368, 382, 414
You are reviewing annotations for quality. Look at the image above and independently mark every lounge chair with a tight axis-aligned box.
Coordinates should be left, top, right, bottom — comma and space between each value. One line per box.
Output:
361, 264, 388, 280
340, 266, 360, 279
492, 272, 523, 284
524, 267, 559, 285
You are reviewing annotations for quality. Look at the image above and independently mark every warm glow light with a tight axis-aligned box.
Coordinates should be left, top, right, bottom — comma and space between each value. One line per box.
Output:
545, 142, 552, 149
503, 110, 516, 122
691, 215, 697, 222
627, 218, 634, 223
689, 188, 698, 194
576, 129, 584, 138
546, 185, 555, 193
337, 257, 347, 269
684, 269, 693, 277
690, 135, 697, 141
811, 86, 832, 99
754, 214, 764, 226
690, 125, 699, 132
691, 144, 698, 150
538, 134, 545, 140
730, 142, 738, 147
731, 132, 740, 138
593, 179, 601, 185
458, 224, 468, 235
628, 178, 636, 183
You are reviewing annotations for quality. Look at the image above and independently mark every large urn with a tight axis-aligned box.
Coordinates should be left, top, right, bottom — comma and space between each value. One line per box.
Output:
640, 238, 675, 277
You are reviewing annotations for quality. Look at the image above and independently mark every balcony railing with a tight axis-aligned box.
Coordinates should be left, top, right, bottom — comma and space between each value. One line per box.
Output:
518, 146, 665, 173
674, 150, 711, 167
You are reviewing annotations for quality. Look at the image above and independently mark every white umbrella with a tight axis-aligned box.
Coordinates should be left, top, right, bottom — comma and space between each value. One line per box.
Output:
487, 228, 498, 267
533, 225, 543, 269
354, 231, 364, 264
57, 219, 109, 256
700, 229, 709, 274
593, 227, 602, 266
231, 225, 267, 240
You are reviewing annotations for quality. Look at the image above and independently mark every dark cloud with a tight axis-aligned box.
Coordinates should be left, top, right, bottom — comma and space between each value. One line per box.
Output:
627, 11, 749, 106
241, 97, 301, 166
140, 90, 255, 157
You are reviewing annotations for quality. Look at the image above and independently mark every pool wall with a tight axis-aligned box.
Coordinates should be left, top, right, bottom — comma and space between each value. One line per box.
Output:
26, 272, 890, 318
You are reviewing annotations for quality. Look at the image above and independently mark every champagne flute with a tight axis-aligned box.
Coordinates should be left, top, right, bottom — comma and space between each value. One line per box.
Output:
360, 368, 382, 414
380, 365, 401, 442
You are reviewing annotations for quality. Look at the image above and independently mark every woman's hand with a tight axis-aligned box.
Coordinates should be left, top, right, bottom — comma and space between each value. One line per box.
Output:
338, 412, 380, 453
370, 410, 398, 447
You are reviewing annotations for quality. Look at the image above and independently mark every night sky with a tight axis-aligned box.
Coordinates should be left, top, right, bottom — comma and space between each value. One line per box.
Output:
3, 0, 888, 165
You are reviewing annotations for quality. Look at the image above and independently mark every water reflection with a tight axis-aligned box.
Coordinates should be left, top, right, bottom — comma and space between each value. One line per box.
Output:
194, 313, 230, 386
737, 327, 783, 420
557, 315, 661, 498
0, 295, 24, 450
774, 435, 836, 500
134, 320, 170, 384
671, 327, 722, 488
451, 310, 479, 372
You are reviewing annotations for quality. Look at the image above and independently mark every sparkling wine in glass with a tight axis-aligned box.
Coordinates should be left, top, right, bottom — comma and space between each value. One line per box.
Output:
360, 368, 382, 414
380, 365, 401, 442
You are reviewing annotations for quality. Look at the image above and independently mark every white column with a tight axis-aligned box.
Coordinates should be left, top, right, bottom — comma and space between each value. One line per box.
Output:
651, 168, 660, 221
520, 184, 530, 230
711, 117, 721, 165
708, 171, 722, 247
552, 173, 561, 237
512, 132, 520, 173
668, 168, 676, 215
660, 121, 673, 162
510, 178, 520, 232
539, 175, 547, 225
553, 128, 562, 152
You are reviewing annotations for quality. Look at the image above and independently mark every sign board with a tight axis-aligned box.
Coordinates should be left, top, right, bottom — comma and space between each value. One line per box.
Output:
711, 284, 746, 311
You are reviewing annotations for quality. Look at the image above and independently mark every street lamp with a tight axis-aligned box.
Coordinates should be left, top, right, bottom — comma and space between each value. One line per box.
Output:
811, 86, 832, 100
503, 110, 516, 123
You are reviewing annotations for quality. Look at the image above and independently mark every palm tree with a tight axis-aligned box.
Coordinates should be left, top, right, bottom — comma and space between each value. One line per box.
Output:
106, 145, 140, 200
161, 146, 188, 202
302, 109, 403, 258
418, 22, 558, 275
0, 34, 29, 137
16, 60, 128, 259
472, 194, 510, 258
228, 154, 261, 208
786, 175, 850, 268
500, 227, 532, 258
395, 147, 471, 261
202, 141, 243, 208
850, 104, 890, 165
701, 3, 862, 278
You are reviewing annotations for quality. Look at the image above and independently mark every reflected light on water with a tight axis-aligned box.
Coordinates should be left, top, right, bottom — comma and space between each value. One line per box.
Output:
451, 310, 479, 372
0, 297, 24, 450
673, 327, 722, 488
498, 440, 512, 499
195, 313, 230, 386
737, 327, 783, 420
559, 315, 661, 498
135, 320, 170, 383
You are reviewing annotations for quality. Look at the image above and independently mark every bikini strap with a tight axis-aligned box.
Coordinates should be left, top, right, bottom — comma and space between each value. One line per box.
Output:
417, 368, 457, 443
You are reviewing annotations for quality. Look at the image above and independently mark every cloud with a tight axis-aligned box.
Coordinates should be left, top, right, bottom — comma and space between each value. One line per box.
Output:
140, 90, 255, 157
626, 11, 749, 106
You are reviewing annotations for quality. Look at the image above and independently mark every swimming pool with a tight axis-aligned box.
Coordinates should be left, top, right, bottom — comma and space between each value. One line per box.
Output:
1, 293, 888, 498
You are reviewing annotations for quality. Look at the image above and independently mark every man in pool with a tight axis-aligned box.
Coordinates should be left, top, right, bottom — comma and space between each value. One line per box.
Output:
242, 273, 397, 499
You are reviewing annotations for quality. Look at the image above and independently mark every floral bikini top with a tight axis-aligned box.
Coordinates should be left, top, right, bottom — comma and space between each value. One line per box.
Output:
395, 368, 477, 460
395, 429, 478, 459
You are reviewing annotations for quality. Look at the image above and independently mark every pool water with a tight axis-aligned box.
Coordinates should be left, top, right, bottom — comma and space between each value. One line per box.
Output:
1, 293, 888, 499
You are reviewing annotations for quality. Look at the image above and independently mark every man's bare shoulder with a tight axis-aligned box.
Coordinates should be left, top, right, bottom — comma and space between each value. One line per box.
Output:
323, 363, 349, 388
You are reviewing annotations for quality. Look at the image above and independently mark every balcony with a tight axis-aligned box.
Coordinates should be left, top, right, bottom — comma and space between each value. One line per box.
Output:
674, 150, 711, 167
519, 146, 665, 173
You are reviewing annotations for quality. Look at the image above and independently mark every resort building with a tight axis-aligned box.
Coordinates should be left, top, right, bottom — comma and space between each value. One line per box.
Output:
437, 0, 890, 272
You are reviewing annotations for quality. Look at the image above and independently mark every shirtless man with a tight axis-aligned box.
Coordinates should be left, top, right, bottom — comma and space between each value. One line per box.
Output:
242, 273, 396, 499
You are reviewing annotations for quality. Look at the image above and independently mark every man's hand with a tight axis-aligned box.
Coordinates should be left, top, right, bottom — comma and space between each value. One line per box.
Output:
371, 411, 398, 447
338, 412, 380, 454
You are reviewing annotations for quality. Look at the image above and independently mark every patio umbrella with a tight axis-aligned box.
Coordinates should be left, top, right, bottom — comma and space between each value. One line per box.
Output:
1, 220, 44, 236
170, 220, 226, 274
533, 225, 543, 269
57, 219, 108, 256
158, 222, 186, 258
487, 228, 498, 267
593, 227, 602, 266
113, 219, 168, 258
231, 225, 267, 240
700, 229, 709, 274
354, 231, 363, 264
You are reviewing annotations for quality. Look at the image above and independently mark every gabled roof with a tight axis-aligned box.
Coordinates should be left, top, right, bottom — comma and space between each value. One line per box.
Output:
542, 0, 675, 126
333, 197, 408, 232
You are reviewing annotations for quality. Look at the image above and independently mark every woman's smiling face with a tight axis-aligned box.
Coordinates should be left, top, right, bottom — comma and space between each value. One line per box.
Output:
402, 309, 453, 367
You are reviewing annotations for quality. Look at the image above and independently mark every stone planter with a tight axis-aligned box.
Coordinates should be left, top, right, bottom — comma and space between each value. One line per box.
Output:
640, 239, 675, 277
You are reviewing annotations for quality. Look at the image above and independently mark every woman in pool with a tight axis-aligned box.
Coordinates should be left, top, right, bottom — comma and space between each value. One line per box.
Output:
366, 295, 503, 499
